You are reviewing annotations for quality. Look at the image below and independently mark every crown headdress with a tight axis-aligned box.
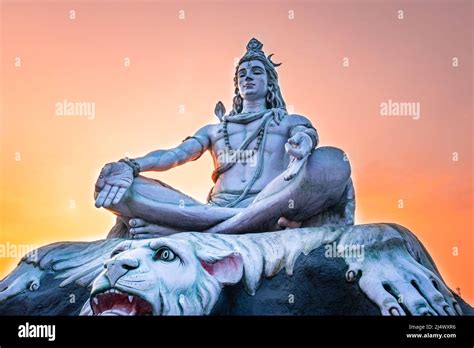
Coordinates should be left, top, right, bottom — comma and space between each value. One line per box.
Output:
239, 38, 282, 67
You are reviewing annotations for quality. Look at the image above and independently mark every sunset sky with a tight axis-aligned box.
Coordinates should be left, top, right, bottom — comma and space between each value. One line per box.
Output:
0, 0, 472, 304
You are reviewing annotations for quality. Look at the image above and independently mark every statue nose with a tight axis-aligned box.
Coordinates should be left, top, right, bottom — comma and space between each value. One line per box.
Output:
104, 258, 139, 286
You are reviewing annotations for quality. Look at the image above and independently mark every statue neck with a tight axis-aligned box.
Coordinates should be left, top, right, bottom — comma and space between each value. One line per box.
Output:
241, 98, 267, 114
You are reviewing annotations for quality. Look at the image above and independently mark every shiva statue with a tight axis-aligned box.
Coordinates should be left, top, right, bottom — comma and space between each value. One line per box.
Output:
94, 38, 355, 239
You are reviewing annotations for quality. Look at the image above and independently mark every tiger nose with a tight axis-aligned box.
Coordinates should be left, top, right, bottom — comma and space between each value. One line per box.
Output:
104, 258, 139, 286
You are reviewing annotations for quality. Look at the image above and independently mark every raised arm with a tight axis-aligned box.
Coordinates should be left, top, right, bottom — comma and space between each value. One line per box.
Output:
94, 125, 212, 208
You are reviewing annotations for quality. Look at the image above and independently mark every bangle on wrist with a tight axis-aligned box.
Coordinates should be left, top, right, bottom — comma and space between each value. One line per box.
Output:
119, 157, 140, 177
303, 130, 318, 149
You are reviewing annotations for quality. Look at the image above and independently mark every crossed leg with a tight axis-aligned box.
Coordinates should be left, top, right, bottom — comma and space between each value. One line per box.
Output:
101, 176, 243, 237
203, 146, 352, 234
103, 146, 351, 237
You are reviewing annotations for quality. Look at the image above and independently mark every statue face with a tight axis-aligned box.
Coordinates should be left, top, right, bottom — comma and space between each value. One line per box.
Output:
237, 60, 268, 102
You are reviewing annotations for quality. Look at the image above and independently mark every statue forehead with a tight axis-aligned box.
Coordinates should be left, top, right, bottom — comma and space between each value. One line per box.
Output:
238, 59, 265, 71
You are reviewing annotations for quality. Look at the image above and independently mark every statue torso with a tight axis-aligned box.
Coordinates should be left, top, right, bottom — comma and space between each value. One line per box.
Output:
207, 114, 296, 194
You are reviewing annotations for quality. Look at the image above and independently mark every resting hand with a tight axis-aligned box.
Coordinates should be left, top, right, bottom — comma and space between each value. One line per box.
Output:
284, 132, 313, 181
95, 162, 134, 208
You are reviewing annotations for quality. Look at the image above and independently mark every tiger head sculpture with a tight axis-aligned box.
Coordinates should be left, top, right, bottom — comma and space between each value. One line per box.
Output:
86, 237, 243, 316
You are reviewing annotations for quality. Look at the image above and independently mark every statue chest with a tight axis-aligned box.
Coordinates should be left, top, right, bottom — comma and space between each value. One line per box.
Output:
211, 121, 288, 150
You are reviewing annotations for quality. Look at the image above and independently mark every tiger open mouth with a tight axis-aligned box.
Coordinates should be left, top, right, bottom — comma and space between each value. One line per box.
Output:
91, 289, 153, 316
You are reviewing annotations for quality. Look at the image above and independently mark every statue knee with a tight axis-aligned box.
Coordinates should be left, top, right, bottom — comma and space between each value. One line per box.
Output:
308, 146, 351, 187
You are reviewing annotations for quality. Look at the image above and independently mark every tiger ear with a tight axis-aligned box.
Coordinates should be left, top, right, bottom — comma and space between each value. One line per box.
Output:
199, 252, 243, 285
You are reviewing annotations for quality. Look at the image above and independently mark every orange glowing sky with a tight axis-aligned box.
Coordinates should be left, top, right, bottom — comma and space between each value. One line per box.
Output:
0, 0, 472, 304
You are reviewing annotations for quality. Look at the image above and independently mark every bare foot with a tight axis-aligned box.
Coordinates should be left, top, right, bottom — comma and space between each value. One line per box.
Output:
128, 218, 183, 239
277, 216, 302, 229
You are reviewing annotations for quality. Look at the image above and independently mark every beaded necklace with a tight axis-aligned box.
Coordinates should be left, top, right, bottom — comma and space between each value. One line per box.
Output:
222, 119, 264, 165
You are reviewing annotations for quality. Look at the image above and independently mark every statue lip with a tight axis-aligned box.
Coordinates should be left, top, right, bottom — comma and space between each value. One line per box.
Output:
244, 83, 255, 88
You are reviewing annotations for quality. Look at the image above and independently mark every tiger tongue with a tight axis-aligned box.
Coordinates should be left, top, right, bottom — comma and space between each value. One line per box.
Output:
100, 304, 137, 316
